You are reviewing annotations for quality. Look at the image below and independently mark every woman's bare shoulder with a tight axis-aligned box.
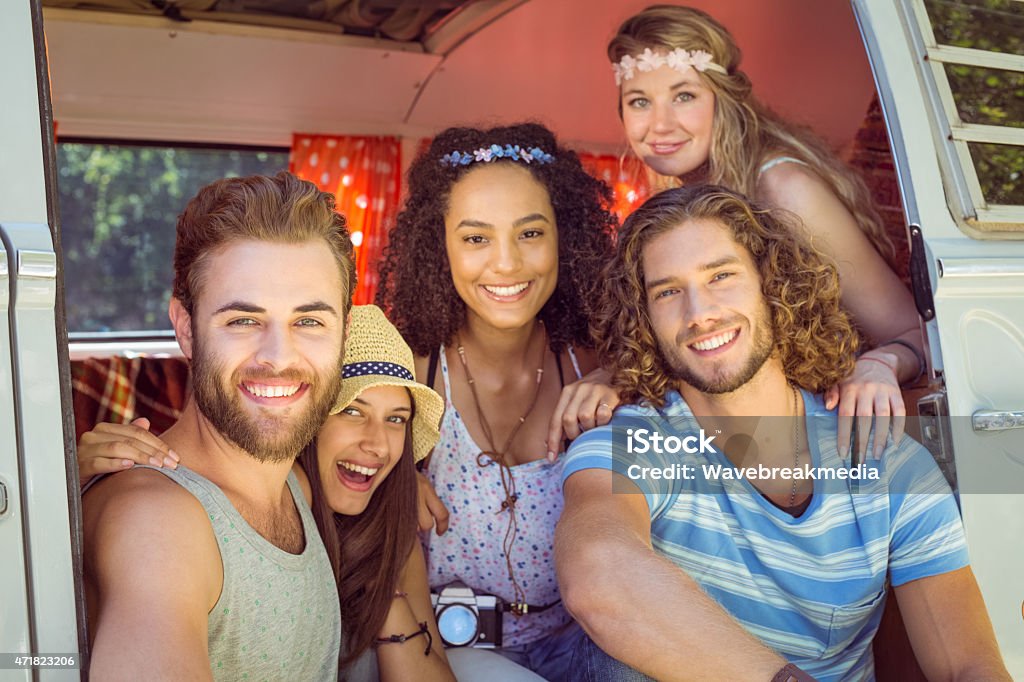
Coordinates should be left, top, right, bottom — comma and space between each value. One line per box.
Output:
756, 159, 857, 242
757, 157, 830, 205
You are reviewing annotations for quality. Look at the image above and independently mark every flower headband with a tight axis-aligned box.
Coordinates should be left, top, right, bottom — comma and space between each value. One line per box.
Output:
613, 47, 727, 86
440, 144, 555, 168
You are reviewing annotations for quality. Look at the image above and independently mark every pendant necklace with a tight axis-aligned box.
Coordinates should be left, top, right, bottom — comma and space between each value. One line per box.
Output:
456, 322, 547, 613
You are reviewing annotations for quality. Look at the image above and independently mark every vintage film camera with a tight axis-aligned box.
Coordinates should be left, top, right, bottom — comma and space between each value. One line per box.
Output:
430, 581, 503, 648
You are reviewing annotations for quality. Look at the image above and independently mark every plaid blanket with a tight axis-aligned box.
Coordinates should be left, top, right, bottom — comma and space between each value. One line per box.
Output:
71, 356, 190, 439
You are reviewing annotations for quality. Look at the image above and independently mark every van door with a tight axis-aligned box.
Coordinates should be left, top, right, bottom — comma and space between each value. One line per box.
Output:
853, 0, 1024, 674
1, 0, 83, 678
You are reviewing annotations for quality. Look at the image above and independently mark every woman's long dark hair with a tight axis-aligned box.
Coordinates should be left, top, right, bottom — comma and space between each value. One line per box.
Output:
298, 393, 419, 667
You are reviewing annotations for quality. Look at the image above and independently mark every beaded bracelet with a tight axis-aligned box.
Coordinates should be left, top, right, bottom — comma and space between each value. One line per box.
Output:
375, 621, 432, 656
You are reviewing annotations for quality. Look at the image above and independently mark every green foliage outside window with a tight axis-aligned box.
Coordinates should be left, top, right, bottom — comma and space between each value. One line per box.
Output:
924, 0, 1023, 206
58, 142, 287, 333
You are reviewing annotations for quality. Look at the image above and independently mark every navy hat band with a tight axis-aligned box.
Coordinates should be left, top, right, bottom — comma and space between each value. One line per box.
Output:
342, 360, 414, 382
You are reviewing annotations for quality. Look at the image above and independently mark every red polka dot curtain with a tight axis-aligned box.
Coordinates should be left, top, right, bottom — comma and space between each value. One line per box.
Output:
290, 134, 401, 305
576, 152, 651, 224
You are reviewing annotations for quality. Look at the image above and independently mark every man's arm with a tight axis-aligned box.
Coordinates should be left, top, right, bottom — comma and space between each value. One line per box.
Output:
895, 566, 1010, 681
555, 468, 786, 681
85, 470, 222, 680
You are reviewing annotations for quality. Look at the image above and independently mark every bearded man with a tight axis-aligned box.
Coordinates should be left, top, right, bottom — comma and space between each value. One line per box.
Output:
555, 186, 1009, 681
82, 172, 355, 680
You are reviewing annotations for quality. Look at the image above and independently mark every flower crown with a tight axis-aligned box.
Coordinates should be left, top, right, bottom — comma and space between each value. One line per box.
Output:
613, 47, 727, 86
440, 144, 555, 167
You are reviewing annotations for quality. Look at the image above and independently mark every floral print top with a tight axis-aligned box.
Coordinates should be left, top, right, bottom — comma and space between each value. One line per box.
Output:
423, 347, 580, 647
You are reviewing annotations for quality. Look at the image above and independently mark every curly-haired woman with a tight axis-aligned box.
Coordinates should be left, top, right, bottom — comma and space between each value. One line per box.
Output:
375, 122, 618, 681
607, 5, 927, 458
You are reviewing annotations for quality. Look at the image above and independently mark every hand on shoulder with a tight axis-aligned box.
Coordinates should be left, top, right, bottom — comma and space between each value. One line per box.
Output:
546, 356, 621, 463
826, 353, 906, 461
77, 418, 179, 489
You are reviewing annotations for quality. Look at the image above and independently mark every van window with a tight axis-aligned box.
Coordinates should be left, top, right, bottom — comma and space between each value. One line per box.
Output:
59, 139, 288, 335
915, 0, 1023, 228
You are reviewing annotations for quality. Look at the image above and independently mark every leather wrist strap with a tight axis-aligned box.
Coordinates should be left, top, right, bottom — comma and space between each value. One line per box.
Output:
770, 663, 817, 682
375, 621, 433, 656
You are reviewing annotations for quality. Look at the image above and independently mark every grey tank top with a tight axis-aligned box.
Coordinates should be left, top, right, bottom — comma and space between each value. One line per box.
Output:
340, 646, 378, 682
142, 464, 341, 681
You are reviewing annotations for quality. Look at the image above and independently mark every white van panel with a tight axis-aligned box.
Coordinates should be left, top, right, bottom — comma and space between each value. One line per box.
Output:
2, 2, 48, 223
0, 3, 46, 678
0, 247, 32, 681
1, 1, 80, 678
2, 224, 79, 680
854, 0, 1024, 675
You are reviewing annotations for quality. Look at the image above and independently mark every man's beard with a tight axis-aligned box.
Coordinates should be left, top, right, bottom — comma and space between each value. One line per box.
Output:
190, 333, 343, 463
660, 308, 775, 395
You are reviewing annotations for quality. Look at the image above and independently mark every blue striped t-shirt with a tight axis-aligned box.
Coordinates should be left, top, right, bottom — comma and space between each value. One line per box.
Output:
562, 389, 969, 681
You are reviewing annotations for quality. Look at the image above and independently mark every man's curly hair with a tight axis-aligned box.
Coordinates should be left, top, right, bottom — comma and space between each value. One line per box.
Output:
594, 185, 859, 407
375, 123, 617, 356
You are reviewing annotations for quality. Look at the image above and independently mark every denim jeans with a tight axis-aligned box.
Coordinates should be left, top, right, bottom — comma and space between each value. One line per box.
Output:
494, 620, 587, 682
446, 647, 546, 681
566, 634, 656, 682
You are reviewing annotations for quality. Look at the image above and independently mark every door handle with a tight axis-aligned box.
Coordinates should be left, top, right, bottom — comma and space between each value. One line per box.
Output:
972, 411, 1024, 432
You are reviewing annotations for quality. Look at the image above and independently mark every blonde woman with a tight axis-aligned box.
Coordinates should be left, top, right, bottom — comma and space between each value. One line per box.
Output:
608, 4, 926, 457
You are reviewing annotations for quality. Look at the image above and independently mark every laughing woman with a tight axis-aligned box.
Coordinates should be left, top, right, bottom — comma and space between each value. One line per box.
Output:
297, 305, 451, 680
607, 5, 927, 457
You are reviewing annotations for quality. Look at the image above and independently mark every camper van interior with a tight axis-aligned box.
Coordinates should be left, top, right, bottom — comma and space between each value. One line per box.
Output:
1, 0, 1022, 679
46, 0, 891, 343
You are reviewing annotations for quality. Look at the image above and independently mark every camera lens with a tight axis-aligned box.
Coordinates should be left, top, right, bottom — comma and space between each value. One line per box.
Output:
437, 604, 478, 647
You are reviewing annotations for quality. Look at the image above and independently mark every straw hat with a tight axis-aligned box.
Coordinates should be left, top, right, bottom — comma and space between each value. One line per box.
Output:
331, 305, 443, 462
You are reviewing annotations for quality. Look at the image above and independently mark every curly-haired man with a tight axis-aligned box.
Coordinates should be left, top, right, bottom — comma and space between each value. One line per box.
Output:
555, 186, 1008, 681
